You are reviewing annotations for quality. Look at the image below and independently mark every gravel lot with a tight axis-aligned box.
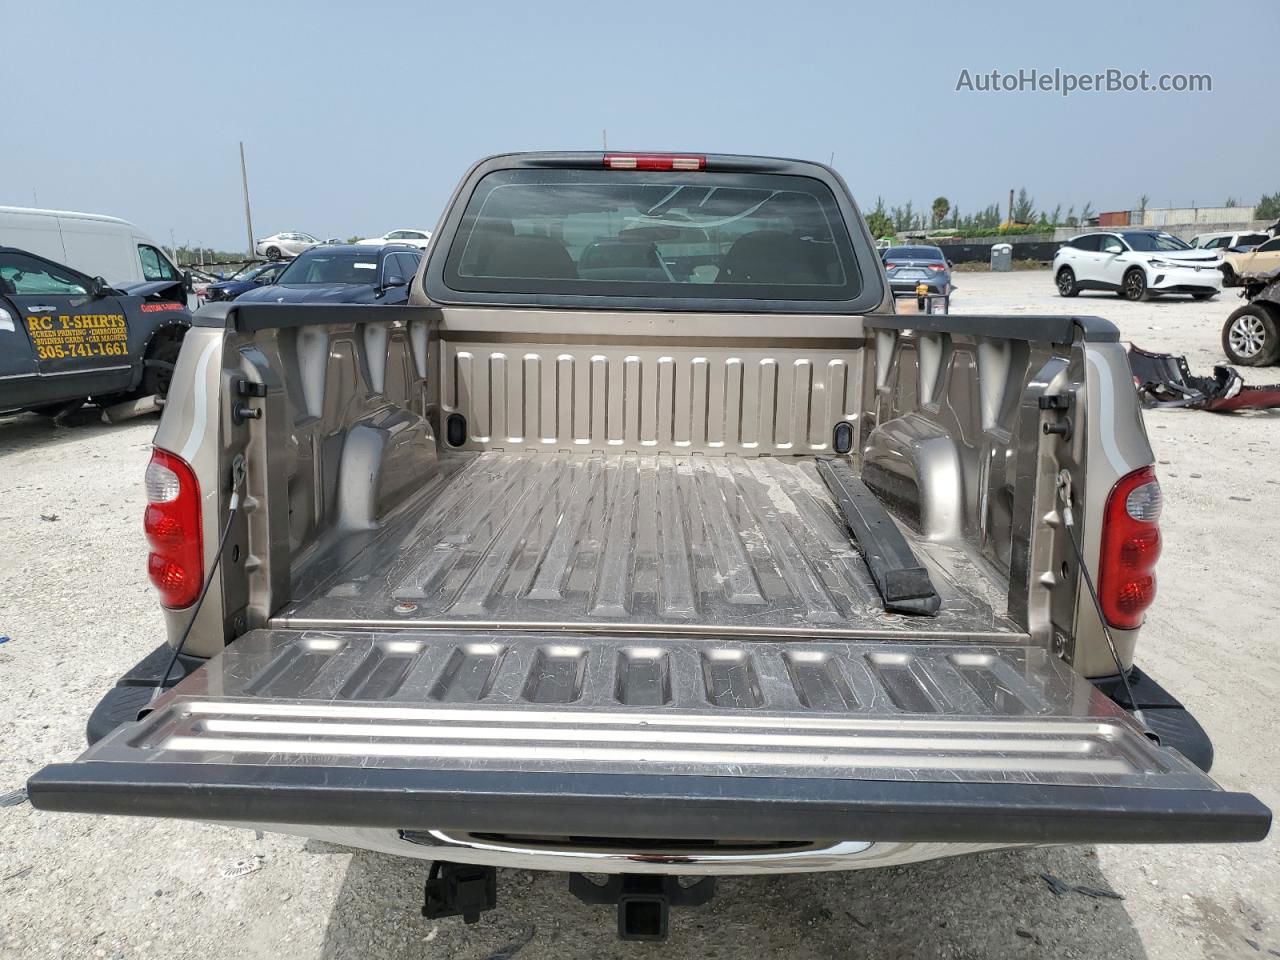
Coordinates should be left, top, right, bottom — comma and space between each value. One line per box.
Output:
1, 270, 1276, 960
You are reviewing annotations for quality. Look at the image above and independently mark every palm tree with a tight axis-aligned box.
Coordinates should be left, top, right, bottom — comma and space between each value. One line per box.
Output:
931, 196, 950, 228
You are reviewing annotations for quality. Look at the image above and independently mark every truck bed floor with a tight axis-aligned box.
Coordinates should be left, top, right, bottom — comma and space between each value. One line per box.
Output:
278, 452, 1018, 639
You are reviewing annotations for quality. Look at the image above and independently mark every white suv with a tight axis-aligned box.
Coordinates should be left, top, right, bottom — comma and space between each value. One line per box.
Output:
1190, 231, 1271, 252
1054, 230, 1221, 301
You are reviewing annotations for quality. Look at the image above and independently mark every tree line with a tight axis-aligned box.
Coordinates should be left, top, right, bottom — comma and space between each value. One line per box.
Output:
863, 189, 1274, 240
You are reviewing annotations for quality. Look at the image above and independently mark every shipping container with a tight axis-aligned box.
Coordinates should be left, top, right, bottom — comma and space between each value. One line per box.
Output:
1140, 206, 1257, 227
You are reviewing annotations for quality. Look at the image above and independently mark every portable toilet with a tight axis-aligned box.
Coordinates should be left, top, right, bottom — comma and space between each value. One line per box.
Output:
991, 243, 1013, 272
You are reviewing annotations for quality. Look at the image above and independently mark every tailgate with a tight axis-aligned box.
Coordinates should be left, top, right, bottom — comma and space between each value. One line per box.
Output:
29, 630, 1270, 844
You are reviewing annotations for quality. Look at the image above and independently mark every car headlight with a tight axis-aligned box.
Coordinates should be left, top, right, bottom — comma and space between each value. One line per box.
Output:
1147, 258, 1177, 269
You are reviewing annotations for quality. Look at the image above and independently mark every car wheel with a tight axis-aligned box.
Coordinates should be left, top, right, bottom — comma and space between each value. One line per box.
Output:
139, 329, 186, 398
1222, 303, 1280, 366
1192, 291, 1217, 301
1122, 268, 1149, 301
266, 246, 282, 261
1220, 265, 1238, 287
1055, 267, 1078, 297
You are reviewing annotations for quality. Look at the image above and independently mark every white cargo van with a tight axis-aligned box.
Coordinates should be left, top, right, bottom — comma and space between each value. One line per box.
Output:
0, 206, 185, 288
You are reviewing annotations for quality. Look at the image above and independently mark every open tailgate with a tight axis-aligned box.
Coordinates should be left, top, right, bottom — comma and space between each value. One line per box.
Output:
29, 630, 1270, 844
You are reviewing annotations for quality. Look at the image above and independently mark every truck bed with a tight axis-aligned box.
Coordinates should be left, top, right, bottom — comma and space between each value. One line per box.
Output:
279, 452, 1019, 640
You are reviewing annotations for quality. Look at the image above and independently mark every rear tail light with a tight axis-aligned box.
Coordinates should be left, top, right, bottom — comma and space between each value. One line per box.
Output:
603, 153, 705, 171
1098, 467, 1162, 629
144, 449, 203, 609
928, 263, 946, 271
884, 262, 899, 271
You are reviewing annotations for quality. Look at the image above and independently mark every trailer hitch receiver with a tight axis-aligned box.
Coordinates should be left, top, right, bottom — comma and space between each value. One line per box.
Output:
569, 873, 716, 942
422, 862, 497, 924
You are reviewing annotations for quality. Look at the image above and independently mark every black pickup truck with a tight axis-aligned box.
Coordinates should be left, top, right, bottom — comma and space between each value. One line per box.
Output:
0, 246, 191, 414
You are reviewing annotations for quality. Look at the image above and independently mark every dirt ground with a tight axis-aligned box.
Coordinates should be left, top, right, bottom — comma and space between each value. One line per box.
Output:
1, 270, 1276, 960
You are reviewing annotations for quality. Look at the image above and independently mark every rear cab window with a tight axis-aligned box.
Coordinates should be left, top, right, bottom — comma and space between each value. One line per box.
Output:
279, 251, 380, 284
884, 246, 944, 261
425, 156, 883, 314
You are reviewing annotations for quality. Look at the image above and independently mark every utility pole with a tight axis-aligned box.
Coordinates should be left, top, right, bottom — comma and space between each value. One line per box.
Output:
602, 129, 608, 151
1008, 188, 1015, 227
240, 141, 255, 259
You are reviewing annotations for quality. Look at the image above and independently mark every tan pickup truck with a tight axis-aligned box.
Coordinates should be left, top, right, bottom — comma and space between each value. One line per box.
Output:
30, 152, 1269, 941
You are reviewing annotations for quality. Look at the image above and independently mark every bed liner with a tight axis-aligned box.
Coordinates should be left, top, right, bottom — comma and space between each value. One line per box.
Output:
279, 452, 1019, 639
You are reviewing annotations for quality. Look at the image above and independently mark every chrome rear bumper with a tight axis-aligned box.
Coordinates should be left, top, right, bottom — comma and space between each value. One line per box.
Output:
251, 822, 1015, 875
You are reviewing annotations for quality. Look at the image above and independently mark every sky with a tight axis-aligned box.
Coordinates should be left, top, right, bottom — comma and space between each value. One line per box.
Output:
3, 0, 1277, 252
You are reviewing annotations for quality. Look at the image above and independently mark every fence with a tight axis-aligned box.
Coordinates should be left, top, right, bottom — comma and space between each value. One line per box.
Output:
931, 237, 1060, 264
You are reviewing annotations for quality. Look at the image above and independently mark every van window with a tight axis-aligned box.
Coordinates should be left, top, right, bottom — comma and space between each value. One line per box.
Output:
138, 244, 181, 282
0, 251, 89, 294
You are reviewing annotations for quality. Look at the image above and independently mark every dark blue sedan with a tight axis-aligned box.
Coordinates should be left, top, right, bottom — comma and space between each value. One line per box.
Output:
882, 245, 954, 300
235, 244, 422, 305
203, 260, 291, 302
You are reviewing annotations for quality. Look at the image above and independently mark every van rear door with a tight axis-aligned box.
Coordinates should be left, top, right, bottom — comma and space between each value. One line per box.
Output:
57, 215, 139, 285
